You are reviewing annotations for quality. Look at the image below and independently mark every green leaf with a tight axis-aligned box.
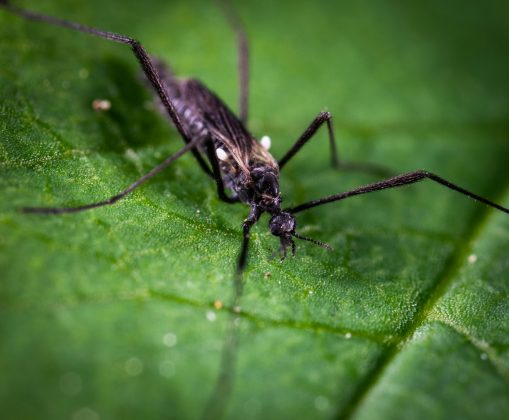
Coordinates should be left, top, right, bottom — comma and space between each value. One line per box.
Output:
1, 0, 509, 419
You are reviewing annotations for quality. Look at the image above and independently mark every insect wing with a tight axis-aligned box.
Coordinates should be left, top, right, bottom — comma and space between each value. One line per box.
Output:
184, 80, 256, 168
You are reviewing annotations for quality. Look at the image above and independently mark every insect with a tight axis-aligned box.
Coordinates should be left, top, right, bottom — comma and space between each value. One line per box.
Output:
2, 0, 509, 279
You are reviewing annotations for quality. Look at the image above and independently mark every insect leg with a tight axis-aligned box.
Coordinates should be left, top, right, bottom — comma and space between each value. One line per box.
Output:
285, 169, 509, 214
217, 0, 249, 125
237, 221, 253, 275
237, 206, 261, 274
278, 111, 392, 176
205, 139, 239, 204
278, 111, 336, 169
0, 1, 214, 177
22, 138, 203, 214
237, 223, 251, 275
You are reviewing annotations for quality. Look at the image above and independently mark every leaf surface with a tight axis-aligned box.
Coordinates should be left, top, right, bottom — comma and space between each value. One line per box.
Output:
1, 1, 509, 419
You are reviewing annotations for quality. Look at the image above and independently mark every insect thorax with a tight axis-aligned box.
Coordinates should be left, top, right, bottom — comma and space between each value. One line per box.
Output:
241, 164, 282, 213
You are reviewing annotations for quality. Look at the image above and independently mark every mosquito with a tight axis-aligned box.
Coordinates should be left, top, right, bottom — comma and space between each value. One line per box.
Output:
2, 0, 509, 278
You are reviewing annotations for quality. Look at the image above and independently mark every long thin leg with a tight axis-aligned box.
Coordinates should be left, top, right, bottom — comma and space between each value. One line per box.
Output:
278, 111, 392, 177
204, 139, 239, 204
279, 111, 337, 169
0, 1, 214, 177
237, 223, 252, 275
286, 169, 509, 214
216, 0, 249, 125
237, 206, 261, 274
22, 137, 203, 214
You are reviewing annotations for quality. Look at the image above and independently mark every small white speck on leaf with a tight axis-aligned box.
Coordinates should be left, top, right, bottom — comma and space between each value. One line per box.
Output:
163, 332, 177, 347
468, 254, 478, 264
480, 353, 488, 360
206, 310, 217, 322
78, 68, 89, 79
72, 407, 100, 420
92, 99, 111, 111
159, 360, 176, 378
125, 357, 143, 376
314, 395, 330, 411
345, 332, 352, 339
125, 148, 140, 164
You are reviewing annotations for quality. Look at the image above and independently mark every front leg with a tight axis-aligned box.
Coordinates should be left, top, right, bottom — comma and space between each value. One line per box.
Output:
237, 205, 261, 274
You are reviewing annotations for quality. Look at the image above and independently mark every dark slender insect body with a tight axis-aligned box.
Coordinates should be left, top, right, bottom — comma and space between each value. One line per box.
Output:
152, 61, 297, 259
2, 0, 509, 278
155, 62, 280, 210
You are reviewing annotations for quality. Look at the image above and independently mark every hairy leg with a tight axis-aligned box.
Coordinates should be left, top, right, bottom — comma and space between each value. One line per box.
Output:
286, 169, 509, 214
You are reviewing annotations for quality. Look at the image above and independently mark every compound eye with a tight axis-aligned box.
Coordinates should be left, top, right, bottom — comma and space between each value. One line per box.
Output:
269, 218, 284, 236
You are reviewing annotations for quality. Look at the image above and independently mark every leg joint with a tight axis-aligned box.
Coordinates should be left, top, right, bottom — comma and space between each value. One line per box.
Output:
319, 110, 332, 121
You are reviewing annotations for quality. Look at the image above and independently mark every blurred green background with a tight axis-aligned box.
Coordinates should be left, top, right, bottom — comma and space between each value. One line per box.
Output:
1, 0, 509, 419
